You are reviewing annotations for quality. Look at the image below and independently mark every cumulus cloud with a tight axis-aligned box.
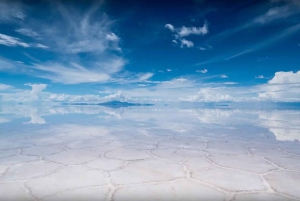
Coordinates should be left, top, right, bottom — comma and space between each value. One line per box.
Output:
268, 71, 300, 84
258, 71, 300, 102
46, 91, 129, 103
165, 22, 208, 48
196, 69, 208, 73
166, 22, 208, 38
24, 83, 47, 101
176, 23, 208, 37
180, 88, 235, 102
165, 24, 175, 31
180, 39, 194, 48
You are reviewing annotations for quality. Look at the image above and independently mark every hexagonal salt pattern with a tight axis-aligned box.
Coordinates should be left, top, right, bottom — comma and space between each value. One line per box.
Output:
113, 179, 226, 201
0, 108, 300, 201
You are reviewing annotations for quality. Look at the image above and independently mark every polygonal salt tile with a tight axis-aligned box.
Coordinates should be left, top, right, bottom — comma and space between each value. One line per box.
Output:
184, 157, 214, 171
1, 161, 62, 181
113, 178, 226, 201
124, 140, 157, 150
266, 156, 300, 171
157, 140, 192, 149
134, 135, 172, 142
64, 139, 108, 149
232, 192, 296, 201
87, 144, 118, 153
43, 149, 100, 165
265, 170, 300, 198
100, 133, 134, 141
43, 186, 109, 201
205, 142, 249, 155
34, 137, 64, 146
0, 165, 9, 174
277, 144, 300, 155
192, 167, 266, 191
26, 166, 107, 198
22, 145, 65, 156
0, 149, 19, 158
151, 149, 185, 162
53, 125, 108, 140
108, 140, 144, 148
110, 159, 185, 185
183, 141, 207, 150
207, 155, 277, 173
248, 147, 288, 157
105, 148, 152, 161
85, 158, 125, 171
0, 139, 33, 150
0, 155, 38, 165
0, 182, 35, 201
175, 149, 207, 158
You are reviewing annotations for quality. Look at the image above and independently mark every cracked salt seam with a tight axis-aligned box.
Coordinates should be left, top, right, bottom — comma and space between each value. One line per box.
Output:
0, 123, 300, 201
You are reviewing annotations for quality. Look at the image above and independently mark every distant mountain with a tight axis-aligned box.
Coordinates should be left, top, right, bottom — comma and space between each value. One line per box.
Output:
62, 101, 154, 108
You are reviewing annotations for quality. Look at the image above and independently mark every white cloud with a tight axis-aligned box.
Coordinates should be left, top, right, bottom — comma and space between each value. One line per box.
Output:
165, 24, 175, 32
165, 22, 208, 48
199, 47, 206, 50
255, 75, 265, 79
223, 82, 238, 85
253, 0, 300, 24
35, 44, 48, 49
138, 73, 154, 81
0, 33, 30, 47
176, 22, 208, 37
30, 62, 113, 84
196, 69, 208, 73
0, 33, 48, 49
268, 71, 300, 84
15, 28, 39, 38
24, 83, 47, 101
180, 88, 235, 102
180, 39, 194, 48
0, 1, 25, 22
106, 33, 120, 42
45, 91, 129, 103
220, 75, 228, 78
167, 69, 172, 72
0, 83, 13, 90
0, 2, 126, 84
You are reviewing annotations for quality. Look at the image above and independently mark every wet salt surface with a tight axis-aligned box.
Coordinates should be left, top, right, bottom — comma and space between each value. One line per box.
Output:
0, 105, 300, 201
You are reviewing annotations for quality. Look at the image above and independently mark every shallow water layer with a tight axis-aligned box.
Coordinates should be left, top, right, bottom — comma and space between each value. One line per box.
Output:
0, 105, 300, 201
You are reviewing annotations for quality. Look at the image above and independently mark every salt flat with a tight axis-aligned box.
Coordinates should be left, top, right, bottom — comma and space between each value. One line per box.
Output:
0, 106, 300, 201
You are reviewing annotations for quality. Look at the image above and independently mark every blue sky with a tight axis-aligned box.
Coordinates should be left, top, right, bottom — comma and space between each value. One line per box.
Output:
0, 0, 300, 103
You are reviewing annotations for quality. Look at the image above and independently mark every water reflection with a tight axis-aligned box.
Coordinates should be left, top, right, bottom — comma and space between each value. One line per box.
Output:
0, 105, 300, 200
1, 105, 299, 142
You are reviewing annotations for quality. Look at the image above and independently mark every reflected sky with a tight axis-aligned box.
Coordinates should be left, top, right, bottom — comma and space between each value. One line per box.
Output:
1, 105, 300, 142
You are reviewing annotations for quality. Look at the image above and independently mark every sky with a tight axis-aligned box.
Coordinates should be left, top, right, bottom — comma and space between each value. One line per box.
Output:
0, 0, 300, 103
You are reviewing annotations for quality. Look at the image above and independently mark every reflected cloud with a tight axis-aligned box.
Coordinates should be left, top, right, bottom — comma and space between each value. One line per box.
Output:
0, 104, 299, 141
